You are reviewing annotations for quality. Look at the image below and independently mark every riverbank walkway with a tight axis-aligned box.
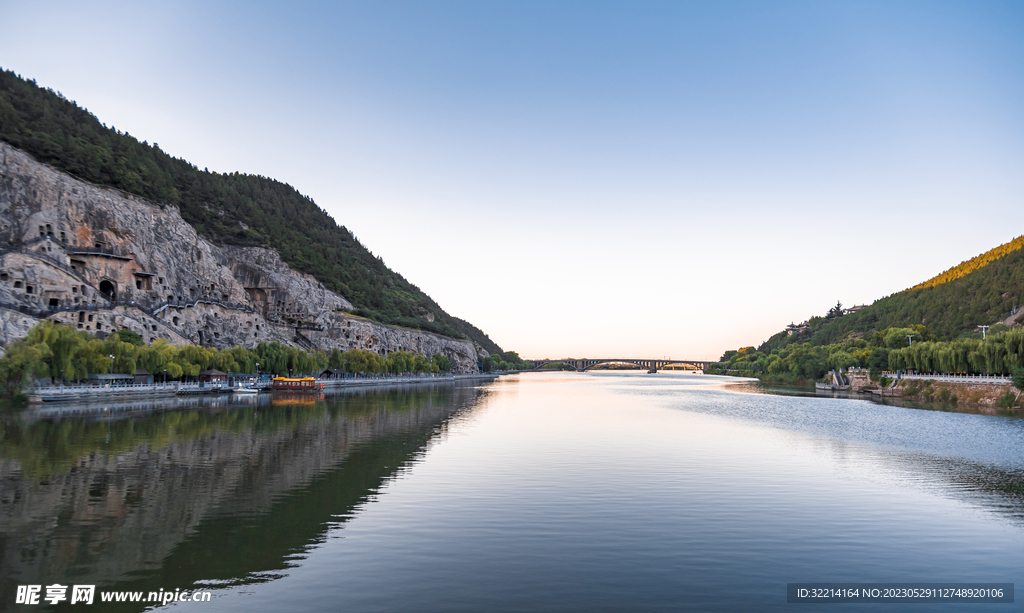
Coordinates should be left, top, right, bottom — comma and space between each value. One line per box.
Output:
28, 372, 500, 403
886, 372, 1015, 385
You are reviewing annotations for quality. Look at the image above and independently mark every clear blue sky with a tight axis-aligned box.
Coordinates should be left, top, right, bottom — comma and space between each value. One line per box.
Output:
2, 1, 1023, 358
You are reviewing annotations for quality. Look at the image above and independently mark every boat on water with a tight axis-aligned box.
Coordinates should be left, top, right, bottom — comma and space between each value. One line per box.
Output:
234, 386, 260, 394
270, 376, 326, 391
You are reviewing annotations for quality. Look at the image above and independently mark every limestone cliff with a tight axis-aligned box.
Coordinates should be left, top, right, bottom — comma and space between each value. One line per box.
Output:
0, 142, 480, 371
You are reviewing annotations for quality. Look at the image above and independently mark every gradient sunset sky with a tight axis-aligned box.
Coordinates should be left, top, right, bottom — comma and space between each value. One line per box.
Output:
2, 1, 1022, 359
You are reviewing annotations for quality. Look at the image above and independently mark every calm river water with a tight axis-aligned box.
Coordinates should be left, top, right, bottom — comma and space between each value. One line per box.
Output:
2, 372, 1023, 611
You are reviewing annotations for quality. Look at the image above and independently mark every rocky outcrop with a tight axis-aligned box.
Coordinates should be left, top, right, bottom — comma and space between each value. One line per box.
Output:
0, 142, 479, 371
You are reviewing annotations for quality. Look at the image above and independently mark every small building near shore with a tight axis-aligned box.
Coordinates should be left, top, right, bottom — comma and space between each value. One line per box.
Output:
198, 369, 227, 383
319, 368, 346, 380
228, 372, 259, 386
88, 373, 134, 385
134, 369, 153, 385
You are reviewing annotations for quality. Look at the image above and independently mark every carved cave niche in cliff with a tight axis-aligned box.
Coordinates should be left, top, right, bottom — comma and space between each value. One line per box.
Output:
44, 289, 64, 307
99, 279, 116, 302
245, 287, 268, 311
133, 272, 154, 291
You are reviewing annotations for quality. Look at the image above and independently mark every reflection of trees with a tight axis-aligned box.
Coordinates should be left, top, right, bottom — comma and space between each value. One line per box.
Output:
907, 456, 1024, 523
0, 383, 485, 608
1, 385, 463, 479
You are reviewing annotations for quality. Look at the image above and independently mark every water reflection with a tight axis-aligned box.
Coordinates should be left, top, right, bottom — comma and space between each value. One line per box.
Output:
0, 382, 487, 610
3, 373, 1023, 612
605, 372, 1024, 524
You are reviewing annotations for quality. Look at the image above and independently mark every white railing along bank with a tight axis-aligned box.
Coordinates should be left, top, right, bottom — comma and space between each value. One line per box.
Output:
29, 381, 229, 399
28, 372, 500, 401
882, 372, 1014, 385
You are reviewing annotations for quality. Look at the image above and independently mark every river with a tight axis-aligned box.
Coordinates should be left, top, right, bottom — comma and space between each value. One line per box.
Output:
1, 371, 1022, 611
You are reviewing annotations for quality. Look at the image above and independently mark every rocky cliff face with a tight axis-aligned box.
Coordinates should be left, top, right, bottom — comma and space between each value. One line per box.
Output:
0, 142, 479, 371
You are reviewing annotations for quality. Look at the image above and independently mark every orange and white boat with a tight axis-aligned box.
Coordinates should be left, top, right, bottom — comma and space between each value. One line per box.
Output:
270, 376, 325, 391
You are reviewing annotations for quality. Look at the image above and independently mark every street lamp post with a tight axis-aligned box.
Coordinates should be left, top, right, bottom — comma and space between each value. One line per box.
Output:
907, 334, 914, 347
978, 325, 990, 340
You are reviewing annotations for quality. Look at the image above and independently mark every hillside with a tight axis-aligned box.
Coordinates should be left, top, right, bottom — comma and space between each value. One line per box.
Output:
758, 235, 1024, 355
0, 141, 484, 372
909, 235, 1024, 291
713, 236, 1024, 382
0, 69, 502, 354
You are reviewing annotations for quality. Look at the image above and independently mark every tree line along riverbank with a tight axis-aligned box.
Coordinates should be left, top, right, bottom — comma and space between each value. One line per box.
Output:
709, 324, 1024, 408
0, 321, 536, 403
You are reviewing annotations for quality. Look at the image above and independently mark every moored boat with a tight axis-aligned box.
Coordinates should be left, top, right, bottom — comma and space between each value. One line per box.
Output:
270, 377, 326, 391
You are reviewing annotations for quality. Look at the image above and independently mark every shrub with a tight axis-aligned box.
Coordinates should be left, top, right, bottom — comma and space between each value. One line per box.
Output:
1013, 367, 1024, 391
997, 390, 1018, 409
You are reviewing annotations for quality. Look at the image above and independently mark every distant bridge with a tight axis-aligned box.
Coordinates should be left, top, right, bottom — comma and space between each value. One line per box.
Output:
525, 358, 713, 372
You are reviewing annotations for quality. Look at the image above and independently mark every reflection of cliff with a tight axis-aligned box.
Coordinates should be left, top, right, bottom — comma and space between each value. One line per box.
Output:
0, 383, 487, 605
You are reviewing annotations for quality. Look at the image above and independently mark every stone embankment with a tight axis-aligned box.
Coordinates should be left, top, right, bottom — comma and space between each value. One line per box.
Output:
817, 368, 1020, 407
29, 372, 499, 402
0, 142, 480, 371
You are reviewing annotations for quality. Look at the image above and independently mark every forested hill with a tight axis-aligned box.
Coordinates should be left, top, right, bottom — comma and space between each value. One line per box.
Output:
0, 69, 502, 354
759, 234, 1024, 354
908, 235, 1024, 291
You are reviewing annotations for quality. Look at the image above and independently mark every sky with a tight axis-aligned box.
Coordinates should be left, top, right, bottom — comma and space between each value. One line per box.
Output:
2, 0, 1023, 360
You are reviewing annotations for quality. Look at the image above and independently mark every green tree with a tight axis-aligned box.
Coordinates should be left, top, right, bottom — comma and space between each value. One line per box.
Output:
0, 338, 52, 397
1012, 367, 1024, 391
432, 353, 452, 372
